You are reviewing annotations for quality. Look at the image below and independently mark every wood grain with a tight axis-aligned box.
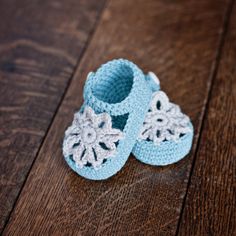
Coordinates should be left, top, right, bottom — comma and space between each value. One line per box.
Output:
178, 1, 236, 235
3, 0, 230, 235
0, 0, 106, 232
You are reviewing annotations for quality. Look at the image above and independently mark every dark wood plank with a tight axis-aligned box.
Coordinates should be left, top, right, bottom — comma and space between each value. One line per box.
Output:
178, 1, 236, 235
0, 0, 106, 232
3, 0, 229, 235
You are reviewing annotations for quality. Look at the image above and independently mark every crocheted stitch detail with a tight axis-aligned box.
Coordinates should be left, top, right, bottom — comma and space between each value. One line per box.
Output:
63, 106, 124, 169
139, 91, 192, 145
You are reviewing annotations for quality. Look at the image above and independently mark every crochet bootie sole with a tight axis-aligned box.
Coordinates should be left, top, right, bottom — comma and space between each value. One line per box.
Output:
63, 59, 153, 180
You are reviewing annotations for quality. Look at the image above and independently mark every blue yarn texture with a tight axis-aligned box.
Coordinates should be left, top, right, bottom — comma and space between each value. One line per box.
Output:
132, 79, 194, 166
132, 123, 194, 166
63, 58, 194, 180
63, 59, 153, 180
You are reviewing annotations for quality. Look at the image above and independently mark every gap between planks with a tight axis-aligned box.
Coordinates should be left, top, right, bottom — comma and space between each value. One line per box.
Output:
175, 0, 236, 235
0, 0, 108, 234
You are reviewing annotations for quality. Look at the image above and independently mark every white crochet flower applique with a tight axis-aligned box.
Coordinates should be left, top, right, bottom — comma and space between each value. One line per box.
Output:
139, 91, 192, 145
63, 106, 124, 169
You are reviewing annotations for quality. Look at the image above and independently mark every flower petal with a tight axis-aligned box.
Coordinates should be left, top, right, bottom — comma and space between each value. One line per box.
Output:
150, 91, 171, 112
65, 125, 80, 137
83, 146, 95, 164
73, 143, 85, 163
83, 106, 96, 121
95, 112, 112, 130
95, 143, 116, 160
63, 135, 80, 156
100, 128, 123, 144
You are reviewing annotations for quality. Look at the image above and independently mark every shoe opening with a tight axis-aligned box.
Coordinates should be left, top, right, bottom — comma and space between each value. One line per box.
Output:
92, 62, 134, 104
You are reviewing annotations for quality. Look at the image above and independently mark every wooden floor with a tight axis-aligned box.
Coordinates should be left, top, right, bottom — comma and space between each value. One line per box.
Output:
0, 0, 235, 235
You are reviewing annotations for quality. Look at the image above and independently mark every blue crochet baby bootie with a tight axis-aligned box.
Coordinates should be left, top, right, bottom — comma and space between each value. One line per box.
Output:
132, 72, 194, 166
62, 59, 153, 180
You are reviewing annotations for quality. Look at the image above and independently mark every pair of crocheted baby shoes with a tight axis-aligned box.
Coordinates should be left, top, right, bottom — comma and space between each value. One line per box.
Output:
62, 59, 193, 180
